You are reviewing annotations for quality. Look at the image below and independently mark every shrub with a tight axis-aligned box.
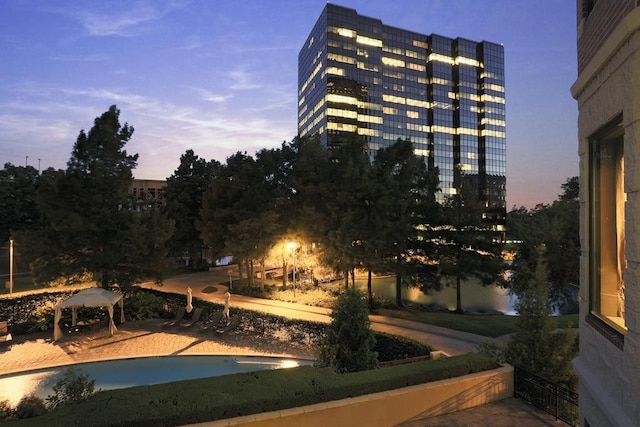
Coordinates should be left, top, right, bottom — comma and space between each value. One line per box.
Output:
0, 399, 13, 420
125, 291, 165, 321
46, 367, 96, 409
476, 341, 507, 364
316, 287, 377, 373
26, 302, 56, 333
14, 395, 47, 419
374, 333, 432, 362
45, 272, 93, 287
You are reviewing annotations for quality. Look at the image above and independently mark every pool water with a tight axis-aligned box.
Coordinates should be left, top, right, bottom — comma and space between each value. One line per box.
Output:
0, 355, 313, 406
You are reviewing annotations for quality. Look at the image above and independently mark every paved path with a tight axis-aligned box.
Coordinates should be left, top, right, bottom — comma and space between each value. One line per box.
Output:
139, 269, 487, 356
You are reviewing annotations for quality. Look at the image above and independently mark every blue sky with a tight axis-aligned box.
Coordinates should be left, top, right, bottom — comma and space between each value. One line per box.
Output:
0, 1, 578, 209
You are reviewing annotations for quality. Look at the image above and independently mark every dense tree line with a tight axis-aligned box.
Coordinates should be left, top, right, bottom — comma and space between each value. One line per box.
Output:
2, 105, 507, 310
180, 135, 504, 309
506, 177, 580, 311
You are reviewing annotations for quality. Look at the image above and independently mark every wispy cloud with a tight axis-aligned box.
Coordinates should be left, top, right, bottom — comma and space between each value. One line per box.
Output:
193, 87, 233, 103
226, 68, 261, 90
1, 77, 296, 179
180, 35, 203, 50
58, 0, 186, 37
49, 53, 109, 62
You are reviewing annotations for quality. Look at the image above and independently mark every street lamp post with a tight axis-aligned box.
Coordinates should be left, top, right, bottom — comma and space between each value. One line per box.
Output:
9, 239, 14, 295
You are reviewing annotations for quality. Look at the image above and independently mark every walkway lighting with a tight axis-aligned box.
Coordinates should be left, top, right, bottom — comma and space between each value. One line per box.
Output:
287, 242, 297, 298
9, 239, 14, 295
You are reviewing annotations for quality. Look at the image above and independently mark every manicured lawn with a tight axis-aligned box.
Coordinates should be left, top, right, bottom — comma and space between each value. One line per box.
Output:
375, 307, 579, 338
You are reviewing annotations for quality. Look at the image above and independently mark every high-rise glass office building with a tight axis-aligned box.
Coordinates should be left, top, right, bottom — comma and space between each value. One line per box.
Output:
298, 4, 506, 230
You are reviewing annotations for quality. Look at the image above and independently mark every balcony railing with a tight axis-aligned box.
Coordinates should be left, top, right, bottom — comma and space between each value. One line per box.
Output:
514, 366, 578, 426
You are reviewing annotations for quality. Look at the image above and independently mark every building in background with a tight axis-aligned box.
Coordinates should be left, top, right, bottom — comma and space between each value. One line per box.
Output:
129, 179, 166, 210
298, 4, 506, 230
571, 1, 640, 425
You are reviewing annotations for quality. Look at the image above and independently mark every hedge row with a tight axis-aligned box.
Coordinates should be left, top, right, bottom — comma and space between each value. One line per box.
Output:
10, 353, 498, 427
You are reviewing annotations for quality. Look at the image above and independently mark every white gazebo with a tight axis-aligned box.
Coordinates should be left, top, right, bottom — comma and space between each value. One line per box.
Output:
53, 288, 125, 341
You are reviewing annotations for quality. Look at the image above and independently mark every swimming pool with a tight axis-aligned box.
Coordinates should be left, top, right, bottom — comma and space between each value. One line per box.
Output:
0, 355, 313, 406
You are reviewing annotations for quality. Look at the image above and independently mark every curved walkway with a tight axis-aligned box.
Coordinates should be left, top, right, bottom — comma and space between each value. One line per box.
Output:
139, 269, 489, 355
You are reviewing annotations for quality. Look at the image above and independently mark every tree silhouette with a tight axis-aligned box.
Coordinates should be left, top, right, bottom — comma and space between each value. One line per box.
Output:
20, 105, 172, 288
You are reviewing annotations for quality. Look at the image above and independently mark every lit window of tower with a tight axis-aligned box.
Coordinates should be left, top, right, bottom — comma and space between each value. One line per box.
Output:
298, 4, 506, 230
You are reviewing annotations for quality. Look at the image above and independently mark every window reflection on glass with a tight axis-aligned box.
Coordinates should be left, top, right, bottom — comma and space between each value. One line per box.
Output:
590, 116, 626, 332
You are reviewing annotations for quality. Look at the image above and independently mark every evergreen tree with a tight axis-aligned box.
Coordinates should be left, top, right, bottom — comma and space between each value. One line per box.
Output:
507, 177, 579, 310
324, 138, 373, 288
0, 163, 41, 243
20, 105, 172, 288
372, 139, 439, 306
316, 287, 378, 373
425, 173, 505, 313
285, 135, 332, 244
163, 150, 219, 269
126, 206, 175, 285
505, 245, 578, 389
201, 149, 286, 286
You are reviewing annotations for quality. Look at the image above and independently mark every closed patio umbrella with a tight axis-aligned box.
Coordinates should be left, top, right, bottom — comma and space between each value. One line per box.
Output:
186, 287, 193, 314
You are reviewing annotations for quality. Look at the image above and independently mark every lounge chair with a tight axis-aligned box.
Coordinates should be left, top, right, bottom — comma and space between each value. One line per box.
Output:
200, 311, 223, 331
0, 321, 12, 349
215, 314, 241, 334
178, 307, 203, 328
162, 307, 185, 329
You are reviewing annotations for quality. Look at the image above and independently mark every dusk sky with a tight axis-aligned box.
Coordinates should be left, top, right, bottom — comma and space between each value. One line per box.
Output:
0, 1, 577, 209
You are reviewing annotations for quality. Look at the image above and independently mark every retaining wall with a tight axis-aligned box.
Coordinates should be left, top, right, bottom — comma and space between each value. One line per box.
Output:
190, 364, 514, 427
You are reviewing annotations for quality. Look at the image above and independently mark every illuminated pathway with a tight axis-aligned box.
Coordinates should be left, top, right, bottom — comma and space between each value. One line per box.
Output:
139, 268, 489, 356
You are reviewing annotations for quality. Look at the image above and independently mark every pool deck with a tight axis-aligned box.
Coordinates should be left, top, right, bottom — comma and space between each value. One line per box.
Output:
0, 319, 311, 377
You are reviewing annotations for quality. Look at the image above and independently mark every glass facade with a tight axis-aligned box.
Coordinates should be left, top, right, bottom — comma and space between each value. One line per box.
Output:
298, 4, 506, 229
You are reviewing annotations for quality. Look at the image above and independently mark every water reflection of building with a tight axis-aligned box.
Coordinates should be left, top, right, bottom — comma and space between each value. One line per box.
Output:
571, 1, 640, 425
298, 4, 506, 231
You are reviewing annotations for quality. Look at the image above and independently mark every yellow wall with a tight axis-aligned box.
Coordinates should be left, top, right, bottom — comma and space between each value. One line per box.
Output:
191, 365, 513, 427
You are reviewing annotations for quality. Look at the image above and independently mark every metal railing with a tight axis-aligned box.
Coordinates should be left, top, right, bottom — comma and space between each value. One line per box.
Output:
514, 366, 579, 426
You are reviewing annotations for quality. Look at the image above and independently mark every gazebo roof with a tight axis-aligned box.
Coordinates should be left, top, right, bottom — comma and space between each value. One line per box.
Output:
56, 287, 123, 309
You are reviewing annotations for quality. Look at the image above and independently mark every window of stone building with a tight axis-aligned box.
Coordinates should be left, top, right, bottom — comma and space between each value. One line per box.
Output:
589, 114, 626, 334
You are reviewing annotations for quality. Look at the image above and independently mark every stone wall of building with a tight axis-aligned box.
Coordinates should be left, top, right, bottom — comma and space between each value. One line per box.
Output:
573, 11, 640, 426
577, 0, 635, 73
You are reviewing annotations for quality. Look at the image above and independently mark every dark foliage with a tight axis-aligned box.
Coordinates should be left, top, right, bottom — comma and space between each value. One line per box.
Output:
13, 395, 48, 419
316, 287, 378, 372
46, 367, 96, 409
507, 177, 580, 310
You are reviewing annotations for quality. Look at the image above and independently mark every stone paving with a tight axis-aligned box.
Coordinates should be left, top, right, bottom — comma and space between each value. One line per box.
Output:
401, 398, 565, 426
0, 319, 312, 377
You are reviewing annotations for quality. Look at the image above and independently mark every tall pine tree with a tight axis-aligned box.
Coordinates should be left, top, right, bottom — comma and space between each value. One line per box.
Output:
22, 106, 172, 288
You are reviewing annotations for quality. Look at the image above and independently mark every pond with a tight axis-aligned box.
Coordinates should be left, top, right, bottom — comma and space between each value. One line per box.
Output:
0, 355, 313, 406
354, 276, 517, 314
353, 276, 578, 315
